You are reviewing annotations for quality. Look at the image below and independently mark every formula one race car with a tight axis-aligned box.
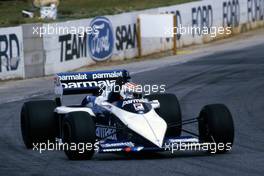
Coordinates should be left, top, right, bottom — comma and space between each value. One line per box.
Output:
21, 70, 234, 160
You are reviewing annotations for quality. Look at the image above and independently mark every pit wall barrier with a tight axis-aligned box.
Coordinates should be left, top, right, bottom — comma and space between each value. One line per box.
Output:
0, 0, 263, 80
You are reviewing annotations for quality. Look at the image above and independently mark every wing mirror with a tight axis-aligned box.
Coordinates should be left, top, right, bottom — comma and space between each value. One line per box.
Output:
150, 100, 160, 109
101, 101, 109, 106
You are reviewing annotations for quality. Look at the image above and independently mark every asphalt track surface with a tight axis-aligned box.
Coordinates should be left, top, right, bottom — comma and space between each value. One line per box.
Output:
0, 43, 264, 176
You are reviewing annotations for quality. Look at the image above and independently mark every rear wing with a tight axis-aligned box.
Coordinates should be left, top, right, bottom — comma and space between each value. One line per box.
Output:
54, 70, 130, 96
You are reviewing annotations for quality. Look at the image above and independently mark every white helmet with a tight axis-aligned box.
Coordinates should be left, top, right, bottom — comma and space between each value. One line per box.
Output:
120, 82, 138, 99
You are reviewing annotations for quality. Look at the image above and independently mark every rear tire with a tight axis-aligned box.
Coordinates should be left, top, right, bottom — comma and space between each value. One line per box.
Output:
145, 93, 182, 137
63, 111, 96, 160
198, 104, 234, 153
21, 100, 57, 149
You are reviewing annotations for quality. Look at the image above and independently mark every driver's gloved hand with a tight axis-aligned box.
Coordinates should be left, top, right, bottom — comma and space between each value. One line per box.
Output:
81, 95, 95, 107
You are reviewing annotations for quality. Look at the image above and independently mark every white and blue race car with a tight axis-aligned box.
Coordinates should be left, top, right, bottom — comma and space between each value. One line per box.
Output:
20, 69, 234, 160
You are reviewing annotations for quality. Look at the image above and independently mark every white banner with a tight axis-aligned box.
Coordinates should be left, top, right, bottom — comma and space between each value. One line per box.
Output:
0, 26, 24, 80
139, 14, 175, 38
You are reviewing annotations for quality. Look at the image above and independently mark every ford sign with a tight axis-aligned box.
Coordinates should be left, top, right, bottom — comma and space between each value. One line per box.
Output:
88, 17, 114, 61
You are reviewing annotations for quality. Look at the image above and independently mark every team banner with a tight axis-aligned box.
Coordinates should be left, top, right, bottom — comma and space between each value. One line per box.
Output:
41, 0, 264, 75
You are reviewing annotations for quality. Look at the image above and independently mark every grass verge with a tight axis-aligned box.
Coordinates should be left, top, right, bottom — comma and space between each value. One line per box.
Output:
0, 0, 195, 27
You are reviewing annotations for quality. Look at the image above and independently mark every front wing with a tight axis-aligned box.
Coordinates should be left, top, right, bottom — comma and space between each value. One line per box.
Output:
97, 136, 200, 153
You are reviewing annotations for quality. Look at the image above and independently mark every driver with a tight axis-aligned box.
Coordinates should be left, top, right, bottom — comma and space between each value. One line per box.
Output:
82, 79, 141, 113
108, 76, 143, 102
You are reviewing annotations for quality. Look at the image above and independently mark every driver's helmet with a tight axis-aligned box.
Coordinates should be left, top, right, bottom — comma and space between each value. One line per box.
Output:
120, 82, 139, 99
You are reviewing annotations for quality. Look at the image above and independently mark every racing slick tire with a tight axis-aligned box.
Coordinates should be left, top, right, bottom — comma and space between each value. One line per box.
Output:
63, 111, 96, 160
198, 104, 234, 153
145, 93, 182, 137
21, 100, 57, 149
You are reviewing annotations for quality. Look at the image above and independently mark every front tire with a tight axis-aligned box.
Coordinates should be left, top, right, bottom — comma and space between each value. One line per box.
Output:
63, 111, 96, 160
21, 100, 57, 149
145, 93, 182, 137
198, 104, 234, 153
